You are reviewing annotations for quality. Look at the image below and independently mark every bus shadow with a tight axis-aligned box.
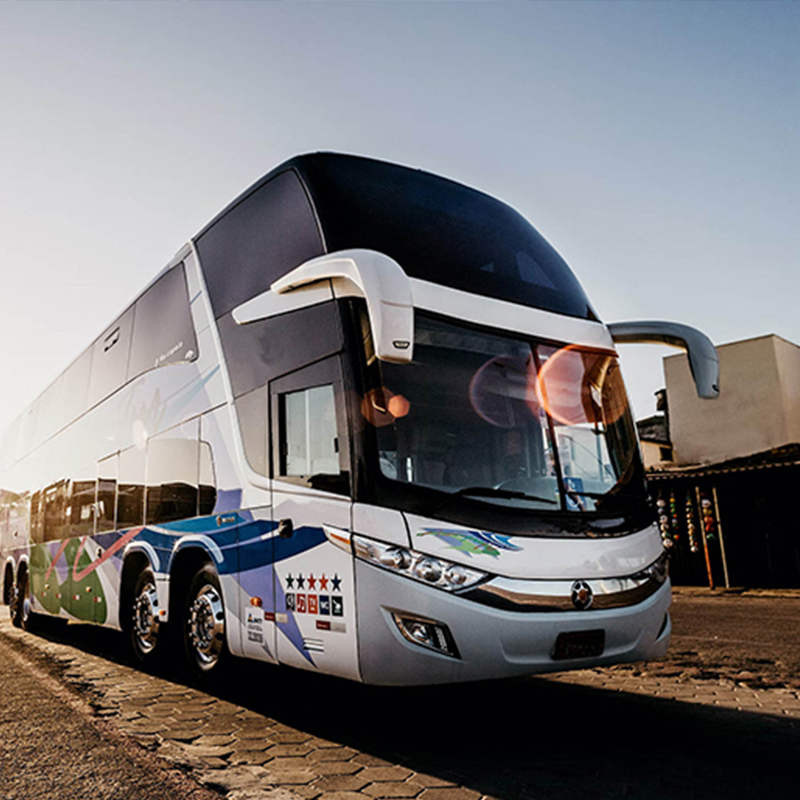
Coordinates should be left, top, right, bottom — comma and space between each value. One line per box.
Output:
34, 622, 800, 800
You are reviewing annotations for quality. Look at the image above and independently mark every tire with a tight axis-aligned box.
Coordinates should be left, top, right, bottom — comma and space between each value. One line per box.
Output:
9, 575, 21, 628
14, 570, 41, 632
183, 564, 228, 682
129, 569, 162, 666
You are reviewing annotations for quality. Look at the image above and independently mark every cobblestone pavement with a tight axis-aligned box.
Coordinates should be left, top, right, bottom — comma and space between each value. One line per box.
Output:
549, 663, 800, 716
2, 617, 799, 800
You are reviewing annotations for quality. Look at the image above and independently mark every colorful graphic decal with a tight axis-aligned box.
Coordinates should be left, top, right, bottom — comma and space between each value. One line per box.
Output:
27, 515, 334, 670
32, 535, 113, 623
417, 528, 523, 558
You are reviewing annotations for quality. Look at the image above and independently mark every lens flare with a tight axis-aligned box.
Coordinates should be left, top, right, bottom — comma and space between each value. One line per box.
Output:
469, 355, 538, 428
535, 346, 627, 427
361, 388, 410, 427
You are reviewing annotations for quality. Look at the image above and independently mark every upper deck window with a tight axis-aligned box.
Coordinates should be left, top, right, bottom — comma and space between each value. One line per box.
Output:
195, 170, 324, 320
300, 155, 598, 321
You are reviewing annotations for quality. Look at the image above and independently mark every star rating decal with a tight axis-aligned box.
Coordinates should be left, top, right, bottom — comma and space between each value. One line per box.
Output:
285, 573, 341, 593
282, 570, 345, 620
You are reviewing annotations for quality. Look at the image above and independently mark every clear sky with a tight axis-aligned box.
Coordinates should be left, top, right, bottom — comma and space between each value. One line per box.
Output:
1, 1, 799, 435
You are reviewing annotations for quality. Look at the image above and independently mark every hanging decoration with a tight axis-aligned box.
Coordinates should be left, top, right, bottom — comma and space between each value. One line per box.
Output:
700, 492, 716, 541
656, 493, 674, 548
669, 492, 680, 541
686, 492, 700, 553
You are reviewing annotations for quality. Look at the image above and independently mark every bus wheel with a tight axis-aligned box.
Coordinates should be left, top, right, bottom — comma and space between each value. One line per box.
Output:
183, 564, 227, 680
15, 570, 40, 632
9, 577, 21, 628
130, 570, 161, 664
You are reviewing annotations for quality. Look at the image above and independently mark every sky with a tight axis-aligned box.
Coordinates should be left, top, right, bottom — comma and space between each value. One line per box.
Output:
1, 1, 799, 436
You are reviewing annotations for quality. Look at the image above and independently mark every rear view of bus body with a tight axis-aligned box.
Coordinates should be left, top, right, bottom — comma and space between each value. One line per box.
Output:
1, 154, 716, 685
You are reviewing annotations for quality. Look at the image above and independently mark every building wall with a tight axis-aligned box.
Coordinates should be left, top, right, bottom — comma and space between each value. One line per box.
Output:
665, 335, 800, 465
776, 336, 800, 442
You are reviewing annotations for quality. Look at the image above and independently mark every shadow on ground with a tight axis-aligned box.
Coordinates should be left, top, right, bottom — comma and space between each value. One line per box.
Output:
26, 621, 800, 800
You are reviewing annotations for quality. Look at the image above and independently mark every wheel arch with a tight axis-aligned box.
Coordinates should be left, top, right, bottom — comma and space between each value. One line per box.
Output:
15, 557, 28, 586
168, 546, 216, 626
119, 550, 156, 631
3, 559, 15, 605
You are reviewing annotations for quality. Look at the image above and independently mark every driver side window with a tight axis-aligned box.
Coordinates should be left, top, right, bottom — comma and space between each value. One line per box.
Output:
283, 385, 339, 477
271, 357, 350, 496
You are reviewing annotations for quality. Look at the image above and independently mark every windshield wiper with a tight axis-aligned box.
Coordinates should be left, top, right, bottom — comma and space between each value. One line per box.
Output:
432, 485, 558, 515
564, 488, 610, 500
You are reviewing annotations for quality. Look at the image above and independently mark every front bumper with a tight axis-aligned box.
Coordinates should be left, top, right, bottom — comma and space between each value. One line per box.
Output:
355, 561, 672, 686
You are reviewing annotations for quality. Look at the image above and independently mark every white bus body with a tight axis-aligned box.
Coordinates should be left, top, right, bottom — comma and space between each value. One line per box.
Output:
0, 154, 717, 684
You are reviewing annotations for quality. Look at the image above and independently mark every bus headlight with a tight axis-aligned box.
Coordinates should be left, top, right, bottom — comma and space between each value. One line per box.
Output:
414, 557, 443, 583
352, 535, 488, 592
634, 551, 670, 585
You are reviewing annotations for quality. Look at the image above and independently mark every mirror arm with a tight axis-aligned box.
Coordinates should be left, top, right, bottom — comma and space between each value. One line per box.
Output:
608, 320, 719, 399
270, 249, 415, 364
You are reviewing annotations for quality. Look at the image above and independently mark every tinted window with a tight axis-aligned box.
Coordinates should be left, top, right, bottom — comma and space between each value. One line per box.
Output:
16, 401, 39, 461
35, 376, 64, 446
88, 306, 135, 408
117, 446, 145, 529
235, 386, 267, 476
128, 264, 198, 379
0, 418, 20, 471
66, 473, 96, 537
43, 480, 69, 542
218, 300, 342, 399
195, 170, 324, 319
61, 347, 93, 428
30, 490, 44, 545
145, 421, 200, 525
96, 454, 117, 534
300, 154, 597, 320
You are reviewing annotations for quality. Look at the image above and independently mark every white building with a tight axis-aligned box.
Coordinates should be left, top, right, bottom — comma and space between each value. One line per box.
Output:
662, 334, 800, 466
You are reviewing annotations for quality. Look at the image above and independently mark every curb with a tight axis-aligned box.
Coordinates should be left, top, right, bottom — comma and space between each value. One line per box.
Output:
671, 586, 800, 599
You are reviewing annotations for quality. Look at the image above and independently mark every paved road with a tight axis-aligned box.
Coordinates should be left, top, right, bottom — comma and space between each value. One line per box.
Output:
666, 590, 800, 688
0, 634, 219, 800
1, 592, 799, 800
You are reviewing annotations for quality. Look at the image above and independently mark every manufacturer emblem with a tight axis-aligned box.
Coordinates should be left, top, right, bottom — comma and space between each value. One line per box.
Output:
571, 580, 593, 610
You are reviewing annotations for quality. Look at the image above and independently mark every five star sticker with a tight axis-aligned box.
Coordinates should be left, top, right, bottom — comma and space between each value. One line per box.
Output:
285, 572, 342, 592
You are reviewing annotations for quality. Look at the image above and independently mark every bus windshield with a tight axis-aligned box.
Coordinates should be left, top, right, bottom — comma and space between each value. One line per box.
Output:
359, 313, 647, 527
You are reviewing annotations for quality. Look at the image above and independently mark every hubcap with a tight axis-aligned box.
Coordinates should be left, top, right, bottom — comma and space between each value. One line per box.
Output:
9, 584, 19, 622
132, 581, 159, 654
188, 585, 224, 667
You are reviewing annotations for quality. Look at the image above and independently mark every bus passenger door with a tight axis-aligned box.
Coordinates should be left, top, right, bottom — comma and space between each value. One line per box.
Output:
269, 357, 360, 682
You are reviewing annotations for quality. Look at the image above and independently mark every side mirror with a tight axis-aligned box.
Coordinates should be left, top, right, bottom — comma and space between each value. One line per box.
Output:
232, 249, 414, 364
607, 320, 719, 399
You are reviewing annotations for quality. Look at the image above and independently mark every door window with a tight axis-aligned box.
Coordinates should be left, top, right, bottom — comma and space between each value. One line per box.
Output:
272, 357, 350, 496
283, 385, 339, 477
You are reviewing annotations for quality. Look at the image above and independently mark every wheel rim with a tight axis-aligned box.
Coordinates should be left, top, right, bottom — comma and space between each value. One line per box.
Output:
20, 591, 31, 626
132, 581, 159, 655
8, 583, 19, 622
18, 574, 30, 626
187, 584, 224, 668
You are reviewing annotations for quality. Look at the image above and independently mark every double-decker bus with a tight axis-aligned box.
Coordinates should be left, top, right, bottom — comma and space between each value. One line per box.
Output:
0, 154, 718, 684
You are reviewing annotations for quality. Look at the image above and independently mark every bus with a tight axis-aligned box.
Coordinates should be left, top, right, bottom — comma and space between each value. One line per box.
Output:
0, 153, 719, 685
